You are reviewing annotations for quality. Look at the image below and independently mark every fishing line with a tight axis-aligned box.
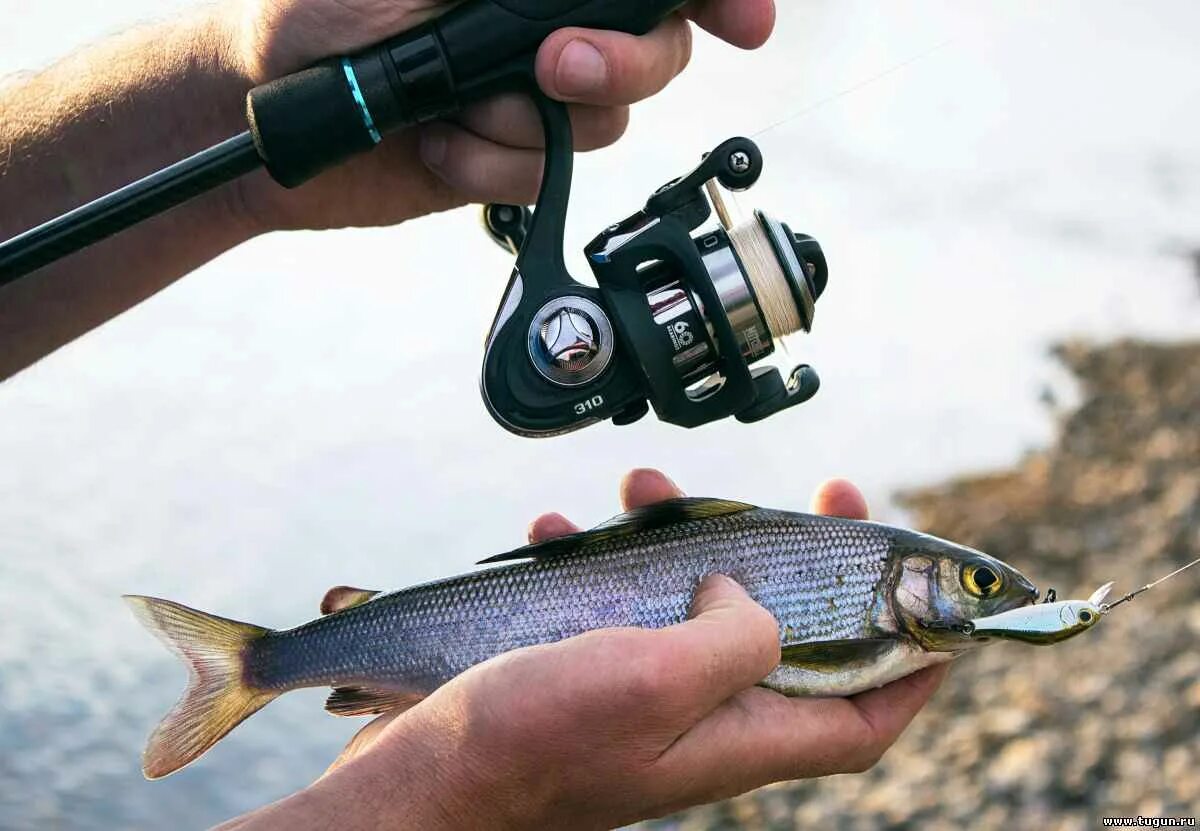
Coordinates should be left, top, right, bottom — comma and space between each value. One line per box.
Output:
712, 35, 961, 349
1100, 553, 1200, 614
746, 2, 1061, 142
750, 38, 955, 140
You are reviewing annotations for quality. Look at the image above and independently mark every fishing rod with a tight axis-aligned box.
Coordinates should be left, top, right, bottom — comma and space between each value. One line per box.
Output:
1, 0, 833, 438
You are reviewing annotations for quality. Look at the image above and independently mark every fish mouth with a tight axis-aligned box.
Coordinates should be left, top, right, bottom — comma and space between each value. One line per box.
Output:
1009, 572, 1040, 609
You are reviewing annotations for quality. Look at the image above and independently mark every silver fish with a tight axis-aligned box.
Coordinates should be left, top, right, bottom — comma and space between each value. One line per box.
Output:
126, 498, 1037, 778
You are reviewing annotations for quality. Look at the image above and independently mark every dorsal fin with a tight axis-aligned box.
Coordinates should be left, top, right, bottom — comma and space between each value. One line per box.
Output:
325, 686, 424, 717
319, 586, 381, 615
478, 497, 756, 565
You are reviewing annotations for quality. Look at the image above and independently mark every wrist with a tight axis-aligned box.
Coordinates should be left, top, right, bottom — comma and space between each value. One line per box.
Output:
306, 731, 486, 831
203, 2, 328, 237
184, 3, 273, 242
186, 3, 291, 241
199, 0, 257, 88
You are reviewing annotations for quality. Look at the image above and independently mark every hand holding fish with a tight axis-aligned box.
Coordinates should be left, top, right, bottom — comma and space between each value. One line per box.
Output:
215, 470, 948, 830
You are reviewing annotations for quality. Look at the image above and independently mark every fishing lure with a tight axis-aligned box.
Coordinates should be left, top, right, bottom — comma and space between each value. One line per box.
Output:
963, 583, 1111, 644
962, 554, 1200, 645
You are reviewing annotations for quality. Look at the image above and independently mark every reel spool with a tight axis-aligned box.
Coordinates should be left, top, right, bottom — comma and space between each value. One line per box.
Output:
634, 201, 825, 391
481, 92, 828, 438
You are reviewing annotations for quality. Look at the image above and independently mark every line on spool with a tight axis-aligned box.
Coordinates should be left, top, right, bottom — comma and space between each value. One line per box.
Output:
729, 220, 805, 339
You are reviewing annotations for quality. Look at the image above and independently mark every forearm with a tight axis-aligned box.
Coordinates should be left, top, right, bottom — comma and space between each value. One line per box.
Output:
0, 3, 259, 378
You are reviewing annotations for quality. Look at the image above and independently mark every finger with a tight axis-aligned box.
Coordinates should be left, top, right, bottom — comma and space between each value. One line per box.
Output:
810, 478, 870, 520
536, 16, 693, 105
653, 664, 948, 805
418, 123, 543, 204
457, 95, 629, 151
650, 575, 780, 717
684, 0, 777, 50
619, 468, 684, 511
528, 512, 582, 544
847, 663, 950, 749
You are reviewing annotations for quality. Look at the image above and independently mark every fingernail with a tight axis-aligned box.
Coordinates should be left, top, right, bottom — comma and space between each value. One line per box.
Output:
420, 130, 446, 169
556, 40, 608, 97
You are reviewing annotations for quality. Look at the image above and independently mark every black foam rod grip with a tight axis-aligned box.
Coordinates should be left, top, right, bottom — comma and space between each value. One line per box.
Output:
246, 63, 379, 188
247, 0, 689, 188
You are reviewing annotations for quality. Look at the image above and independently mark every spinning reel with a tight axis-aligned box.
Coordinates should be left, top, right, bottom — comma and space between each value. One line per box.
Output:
479, 100, 829, 437
0, 0, 829, 440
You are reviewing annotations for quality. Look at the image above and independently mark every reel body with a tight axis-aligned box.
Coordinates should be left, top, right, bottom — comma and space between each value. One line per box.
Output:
482, 98, 829, 438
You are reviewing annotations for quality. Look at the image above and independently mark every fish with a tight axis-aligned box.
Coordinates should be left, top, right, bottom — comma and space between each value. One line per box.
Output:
125, 497, 1038, 779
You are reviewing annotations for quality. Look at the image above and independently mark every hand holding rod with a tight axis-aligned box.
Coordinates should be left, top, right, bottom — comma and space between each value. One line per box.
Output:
0, 0, 688, 284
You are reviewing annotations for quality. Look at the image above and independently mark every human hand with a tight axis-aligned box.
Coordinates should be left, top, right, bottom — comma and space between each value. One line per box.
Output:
222, 0, 777, 232
273, 469, 947, 831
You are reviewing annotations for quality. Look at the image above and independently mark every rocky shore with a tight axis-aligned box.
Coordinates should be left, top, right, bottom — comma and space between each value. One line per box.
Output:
648, 339, 1200, 830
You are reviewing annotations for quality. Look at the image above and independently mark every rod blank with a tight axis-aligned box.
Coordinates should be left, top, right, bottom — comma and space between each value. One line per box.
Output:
0, 132, 262, 286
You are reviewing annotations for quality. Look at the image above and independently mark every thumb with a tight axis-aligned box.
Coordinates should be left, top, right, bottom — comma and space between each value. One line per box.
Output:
688, 573, 762, 618
654, 575, 780, 713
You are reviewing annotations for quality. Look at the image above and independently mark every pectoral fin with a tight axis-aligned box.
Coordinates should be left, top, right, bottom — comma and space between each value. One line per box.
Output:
780, 639, 897, 674
319, 586, 381, 615
325, 686, 424, 717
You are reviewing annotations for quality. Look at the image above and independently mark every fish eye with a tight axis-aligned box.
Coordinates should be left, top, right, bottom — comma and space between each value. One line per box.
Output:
962, 563, 1002, 598
1078, 609, 1093, 623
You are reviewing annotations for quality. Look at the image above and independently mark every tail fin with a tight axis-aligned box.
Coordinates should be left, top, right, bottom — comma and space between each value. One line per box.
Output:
124, 596, 279, 779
